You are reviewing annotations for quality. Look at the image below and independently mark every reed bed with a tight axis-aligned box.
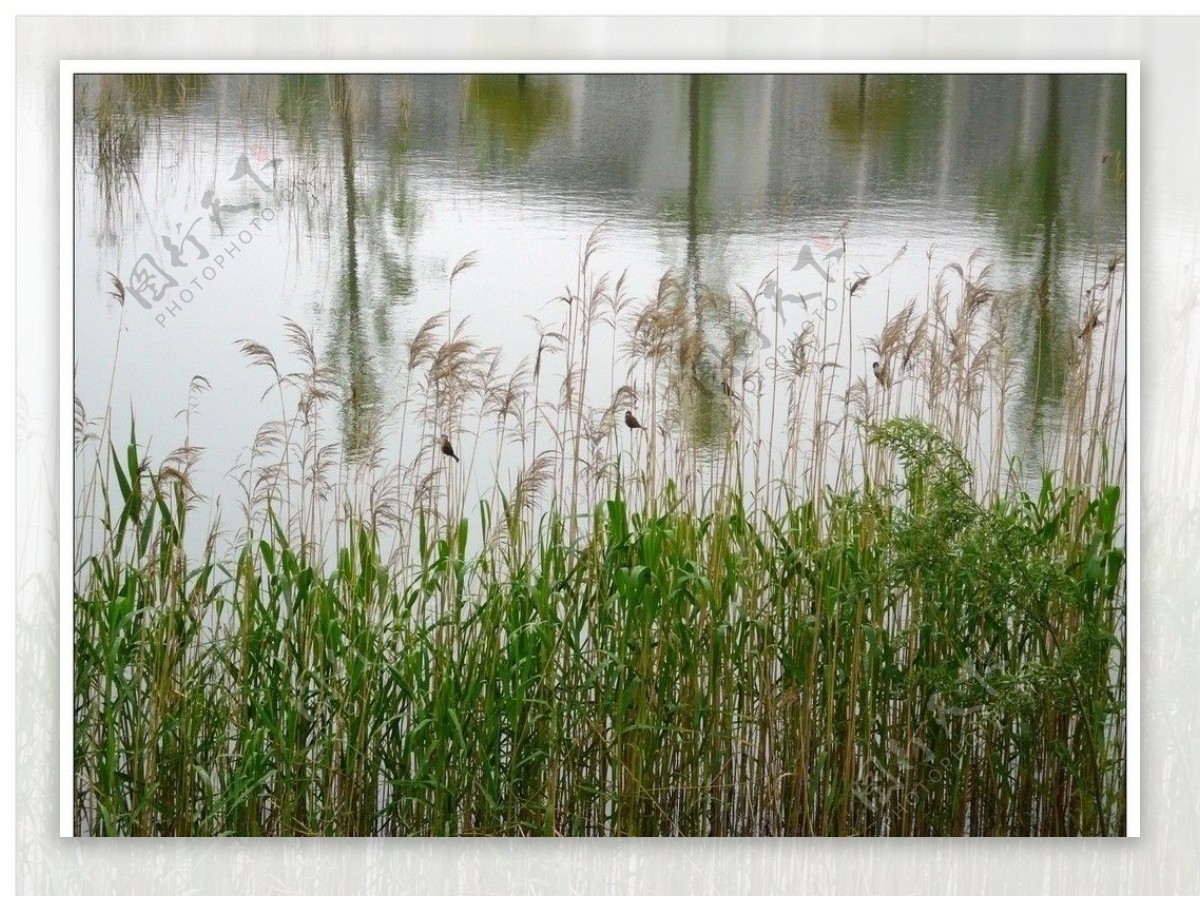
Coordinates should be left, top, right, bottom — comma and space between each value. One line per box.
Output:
73, 229, 1126, 836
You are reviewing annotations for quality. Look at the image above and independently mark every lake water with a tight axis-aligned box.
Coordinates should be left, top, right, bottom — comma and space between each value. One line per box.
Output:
72, 73, 1127, 549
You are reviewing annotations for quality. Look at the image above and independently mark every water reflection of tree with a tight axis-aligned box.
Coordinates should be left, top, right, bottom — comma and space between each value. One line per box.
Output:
463, 75, 570, 166
120, 74, 208, 116
677, 75, 739, 449
87, 78, 144, 239
827, 74, 943, 180
326, 76, 380, 461
360, 78, 421, 352
276, 75, 337, 155
981, 75, 1073, 466
86, 76, 213, 243
266, 75, 424, 459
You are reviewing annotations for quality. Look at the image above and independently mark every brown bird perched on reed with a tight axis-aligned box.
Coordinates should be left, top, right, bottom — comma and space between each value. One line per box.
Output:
1078, 308, 1104, 341
872, 360, 890, 388
440, 434, 459, 462
624, 410, 644, 431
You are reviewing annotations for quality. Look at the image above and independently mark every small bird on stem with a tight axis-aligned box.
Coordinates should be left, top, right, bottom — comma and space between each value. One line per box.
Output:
440, 434, 459, 462
624, 410, 644, 431
1078, 309, 1105, 341
872, 360, 890, 388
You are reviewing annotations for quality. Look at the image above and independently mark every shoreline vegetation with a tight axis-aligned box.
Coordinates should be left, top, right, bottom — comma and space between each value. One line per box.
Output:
74, 236, 1126, 836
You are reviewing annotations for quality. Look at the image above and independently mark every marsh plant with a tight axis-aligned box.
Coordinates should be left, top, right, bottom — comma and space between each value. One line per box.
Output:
73, 227, 1126, 836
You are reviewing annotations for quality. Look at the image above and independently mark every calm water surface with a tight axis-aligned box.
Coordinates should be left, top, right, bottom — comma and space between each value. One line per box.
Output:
73, 73, 1127, 541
